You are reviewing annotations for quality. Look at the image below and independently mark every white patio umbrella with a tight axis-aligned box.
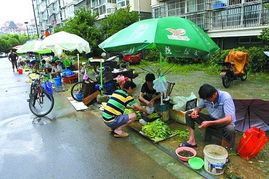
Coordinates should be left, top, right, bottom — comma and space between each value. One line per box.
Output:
41, 31, 91, 56
41, 31, 91, 80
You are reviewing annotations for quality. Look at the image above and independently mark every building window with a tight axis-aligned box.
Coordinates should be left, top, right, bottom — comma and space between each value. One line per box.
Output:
187, 0, 197, 13
153, 5, 166, 18
167, 1, 185, 16
245, 0, 259, 2
186, 13, 208, 30
197, 0, 205, 11
94, 4, 106, 15
243, 4, 260, 27
229, 0, 242, 5
117, 0, 129, 8
226, 8, 241, 27
212, 10, 228, 29
261, 3, 269, 24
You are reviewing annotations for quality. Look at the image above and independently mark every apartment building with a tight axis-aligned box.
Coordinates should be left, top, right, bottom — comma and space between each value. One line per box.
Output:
151, 0, 269, 49
85, 0, 152, 20
33, 0, 63, 35
33, 0, 152, 35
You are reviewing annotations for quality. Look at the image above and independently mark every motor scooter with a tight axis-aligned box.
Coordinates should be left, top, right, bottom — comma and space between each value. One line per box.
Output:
219, 62, 247, 88
219, 50, 249, 88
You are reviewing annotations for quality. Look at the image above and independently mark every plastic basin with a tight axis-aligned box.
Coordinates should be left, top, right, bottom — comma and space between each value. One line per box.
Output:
188, 157, 204, 170
175, 147, 197, 162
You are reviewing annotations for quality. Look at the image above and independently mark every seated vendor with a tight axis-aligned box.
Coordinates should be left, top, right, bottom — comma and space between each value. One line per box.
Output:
102, 81, 148, 138
51, 61, 62, 78
44, 58, 52, 73
180, 84, 236, 150
139, 73, 161, 108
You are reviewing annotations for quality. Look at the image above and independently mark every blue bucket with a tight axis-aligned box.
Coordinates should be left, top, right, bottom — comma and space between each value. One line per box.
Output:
75, 93, 83, 100
54, 77, 62, 87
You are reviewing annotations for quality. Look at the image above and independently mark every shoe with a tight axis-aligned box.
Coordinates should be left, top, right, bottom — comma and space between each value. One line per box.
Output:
179, 141, 197, 148
113, 132, 129, 138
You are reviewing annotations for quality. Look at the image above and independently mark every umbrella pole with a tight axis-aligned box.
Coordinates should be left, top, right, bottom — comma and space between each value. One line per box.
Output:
100, 59, 103, 95
159, 52, 162, 77
77, 54, 80, 81
159, 52, 163, 105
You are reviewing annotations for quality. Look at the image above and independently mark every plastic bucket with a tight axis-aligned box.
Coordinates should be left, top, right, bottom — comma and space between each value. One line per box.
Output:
18, 69, 23, 74
53, 77, 62, 87
203, 144, 228, 175
75, 93, 83, 100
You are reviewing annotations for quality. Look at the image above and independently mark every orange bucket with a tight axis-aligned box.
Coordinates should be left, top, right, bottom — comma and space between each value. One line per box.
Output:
18, 69, 23, 74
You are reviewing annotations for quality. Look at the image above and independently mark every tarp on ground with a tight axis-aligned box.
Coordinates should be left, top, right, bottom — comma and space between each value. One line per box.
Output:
234, 99, 269, 132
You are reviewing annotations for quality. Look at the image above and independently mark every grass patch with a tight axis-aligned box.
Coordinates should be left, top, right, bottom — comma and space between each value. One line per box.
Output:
130, 61, 220, 74
130, 61, 269, 80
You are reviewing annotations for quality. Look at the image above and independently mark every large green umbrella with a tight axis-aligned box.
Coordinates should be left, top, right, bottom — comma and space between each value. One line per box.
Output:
99, 16, 219, 58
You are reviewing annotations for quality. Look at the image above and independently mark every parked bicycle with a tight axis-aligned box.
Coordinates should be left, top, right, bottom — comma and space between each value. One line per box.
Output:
70, 59, 117, 102
28, 72, 54, 117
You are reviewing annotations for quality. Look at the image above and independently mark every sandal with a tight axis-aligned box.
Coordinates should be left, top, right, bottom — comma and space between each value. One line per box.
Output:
113, 132, 129, 138
179, 141, 197, 148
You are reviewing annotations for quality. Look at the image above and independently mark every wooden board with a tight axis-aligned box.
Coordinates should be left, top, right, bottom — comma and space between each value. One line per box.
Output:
67, 97, 88, 111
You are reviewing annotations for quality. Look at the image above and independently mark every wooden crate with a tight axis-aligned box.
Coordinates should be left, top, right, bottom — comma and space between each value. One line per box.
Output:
63, 73, 78, 84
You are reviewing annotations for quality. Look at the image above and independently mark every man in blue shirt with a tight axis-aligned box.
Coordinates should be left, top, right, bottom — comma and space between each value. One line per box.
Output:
180, 84, 236, 150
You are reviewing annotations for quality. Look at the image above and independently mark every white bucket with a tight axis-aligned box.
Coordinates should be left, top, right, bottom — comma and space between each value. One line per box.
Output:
203, 144, 228, 175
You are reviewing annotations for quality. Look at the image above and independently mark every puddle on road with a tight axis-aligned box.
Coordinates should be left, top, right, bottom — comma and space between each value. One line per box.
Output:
32, 116, 55, 125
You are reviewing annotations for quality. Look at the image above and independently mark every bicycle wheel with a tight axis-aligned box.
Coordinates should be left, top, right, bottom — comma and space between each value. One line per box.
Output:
29, 89, 54, 117
29, 83, 35, 99
71, 81, 84, 101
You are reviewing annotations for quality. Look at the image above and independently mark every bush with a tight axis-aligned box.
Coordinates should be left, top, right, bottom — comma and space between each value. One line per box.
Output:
208, 46, 269, 73
143, 49, 159, 62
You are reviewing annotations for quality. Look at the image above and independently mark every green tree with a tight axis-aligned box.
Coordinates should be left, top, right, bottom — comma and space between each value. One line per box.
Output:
100, 6, 139, 41
55, 8, 101, 56
0, 34, 28, 52
259, 4, 269, 41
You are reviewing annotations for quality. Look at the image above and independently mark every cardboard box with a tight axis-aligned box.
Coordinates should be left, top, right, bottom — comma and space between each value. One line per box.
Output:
169, 98, 197, 124
169, 109, 187, 124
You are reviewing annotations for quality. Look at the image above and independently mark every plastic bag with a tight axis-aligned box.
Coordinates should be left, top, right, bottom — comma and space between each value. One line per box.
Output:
62, 69, 74, 77
83, 70, 89, 80
153, 76, 168, 93
41, 81, 53, 94
237, 127, 268, 160
170, 92, 196, 111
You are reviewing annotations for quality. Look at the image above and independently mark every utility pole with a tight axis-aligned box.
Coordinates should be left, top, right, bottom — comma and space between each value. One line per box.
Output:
31, 0, 40, 37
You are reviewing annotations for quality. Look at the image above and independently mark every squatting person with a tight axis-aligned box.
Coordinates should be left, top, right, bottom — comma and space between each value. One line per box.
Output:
102, 81, 148, 138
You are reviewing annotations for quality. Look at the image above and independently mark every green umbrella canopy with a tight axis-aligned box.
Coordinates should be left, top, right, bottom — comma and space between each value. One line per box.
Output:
99, 16, 219, 58
17, 39, 52, 54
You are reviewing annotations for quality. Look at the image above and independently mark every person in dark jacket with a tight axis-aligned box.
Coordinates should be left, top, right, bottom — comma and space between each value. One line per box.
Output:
8, 50, 18, 72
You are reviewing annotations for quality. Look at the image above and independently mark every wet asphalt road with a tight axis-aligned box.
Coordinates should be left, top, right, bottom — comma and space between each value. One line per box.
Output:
0, 58, 200, 179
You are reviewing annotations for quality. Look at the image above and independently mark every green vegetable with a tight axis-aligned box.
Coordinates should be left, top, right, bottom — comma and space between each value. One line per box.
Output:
147, 112, 160, 119
172, 129, 189, 139
124, 108, 142, 119
141, 119, 173, 141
